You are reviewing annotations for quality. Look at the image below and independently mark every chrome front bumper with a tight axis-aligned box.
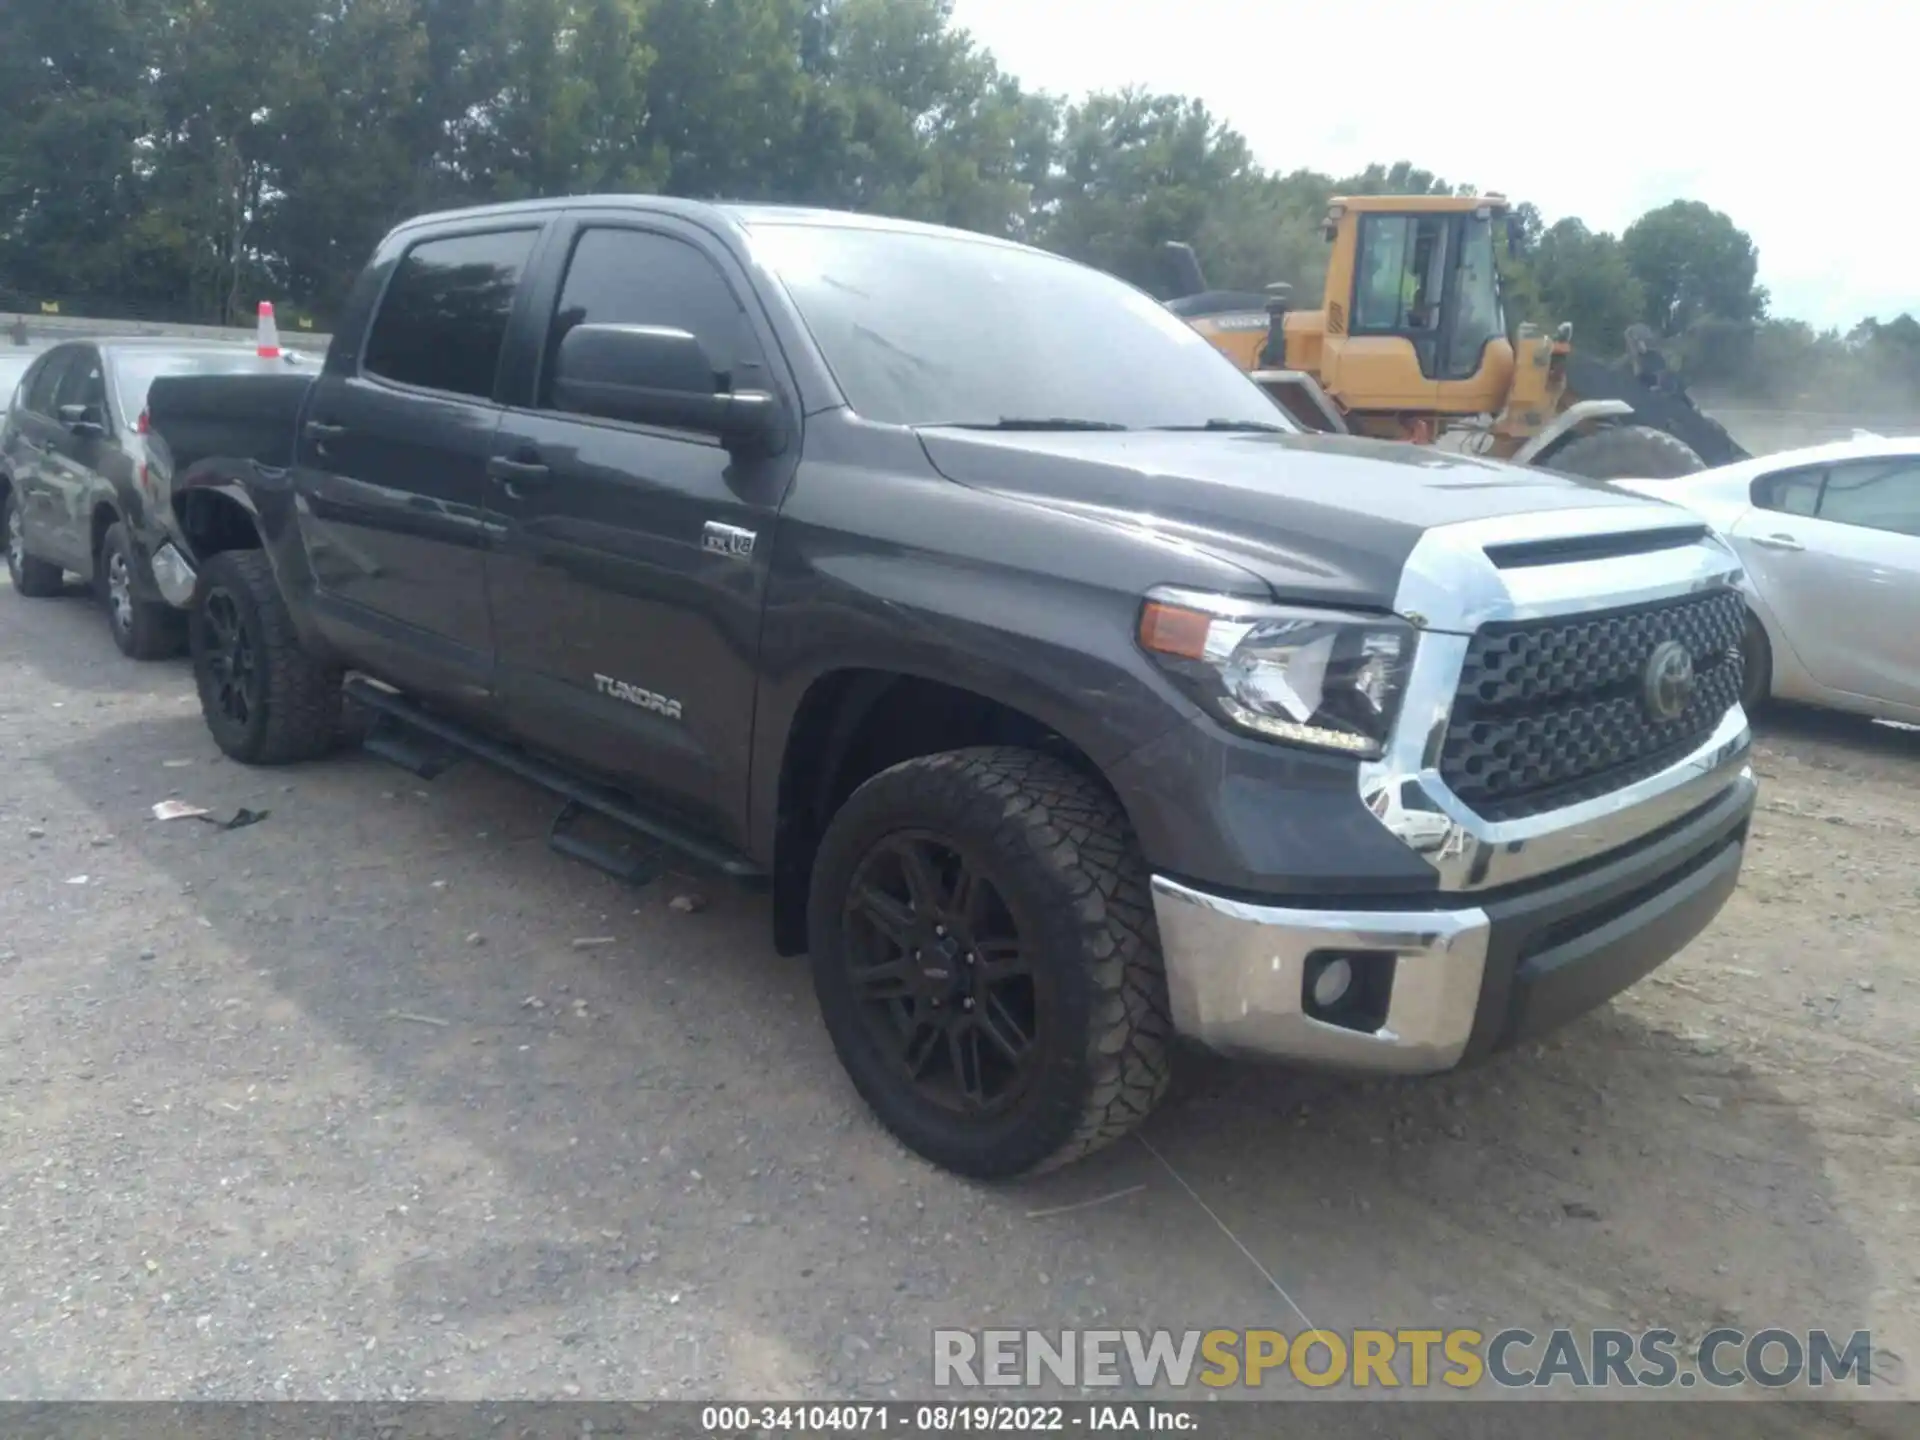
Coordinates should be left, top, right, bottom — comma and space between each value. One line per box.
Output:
1151, 881, 1491, 1072
1153, 742, 1756, 1072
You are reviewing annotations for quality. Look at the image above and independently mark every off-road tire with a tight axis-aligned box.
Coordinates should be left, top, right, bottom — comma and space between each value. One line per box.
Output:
1546, 423, 1705, 481
3, 488, 66, 597
808, 746, 1172, 1179
189, 549, 344, 765
1740, 610, 1772, 717
99, 521, 184, 660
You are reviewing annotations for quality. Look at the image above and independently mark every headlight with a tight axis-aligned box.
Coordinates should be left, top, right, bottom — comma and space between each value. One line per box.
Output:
1137, 588, 1417, 758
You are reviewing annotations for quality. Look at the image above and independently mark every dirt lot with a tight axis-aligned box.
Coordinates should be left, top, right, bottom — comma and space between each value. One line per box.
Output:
2, 577, 1916, 1429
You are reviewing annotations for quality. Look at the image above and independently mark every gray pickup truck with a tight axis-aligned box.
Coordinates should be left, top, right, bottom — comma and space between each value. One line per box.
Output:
142, 197, 1756, 1178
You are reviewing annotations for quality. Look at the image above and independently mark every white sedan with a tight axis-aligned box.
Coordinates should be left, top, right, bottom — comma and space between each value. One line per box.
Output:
1612, 434, 1920, 725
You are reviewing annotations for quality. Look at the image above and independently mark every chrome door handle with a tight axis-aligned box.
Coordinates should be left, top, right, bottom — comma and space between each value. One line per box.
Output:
1752, 533, 1805, 552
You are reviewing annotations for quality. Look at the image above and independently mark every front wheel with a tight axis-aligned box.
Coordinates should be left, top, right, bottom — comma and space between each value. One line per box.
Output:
808, 747, 1172, 1179
188, 549, 346, 764
4, 488, 65, 597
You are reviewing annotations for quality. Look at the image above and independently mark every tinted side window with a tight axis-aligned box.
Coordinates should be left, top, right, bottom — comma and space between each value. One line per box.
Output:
363, 229, 539, 400
25, 349, 76, 415
542, 228, 766, 410
1752, 466, 1824, 517
1818, 458, 1920, 538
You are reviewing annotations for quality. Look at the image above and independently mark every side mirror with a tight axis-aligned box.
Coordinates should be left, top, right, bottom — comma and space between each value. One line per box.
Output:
58, 404, 106, 438
1505, 216, 1528, 257
551, 323, 784, 457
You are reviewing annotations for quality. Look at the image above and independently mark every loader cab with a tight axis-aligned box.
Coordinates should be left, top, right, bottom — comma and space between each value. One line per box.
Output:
1318, 195, 1517, 420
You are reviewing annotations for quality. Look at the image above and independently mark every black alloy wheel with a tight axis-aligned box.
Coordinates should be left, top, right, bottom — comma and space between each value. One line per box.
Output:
808, 747, 1173, 1179
200, 584, 261, 731
842, 831, 1040, 1116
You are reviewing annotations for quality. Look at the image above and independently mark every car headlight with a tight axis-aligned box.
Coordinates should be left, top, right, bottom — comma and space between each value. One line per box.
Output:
1137, 588, 1417, 758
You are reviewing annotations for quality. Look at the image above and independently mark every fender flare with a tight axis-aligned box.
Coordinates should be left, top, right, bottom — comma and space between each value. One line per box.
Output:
170, 472, 264, 565
1511, 399, 1636, 467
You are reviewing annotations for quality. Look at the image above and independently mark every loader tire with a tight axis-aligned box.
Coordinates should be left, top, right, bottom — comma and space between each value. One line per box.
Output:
1545, 423, 1706, 482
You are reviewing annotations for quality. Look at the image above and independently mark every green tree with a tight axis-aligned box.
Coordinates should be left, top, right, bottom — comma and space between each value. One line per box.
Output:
642, 0, 815, 199
255, 0, 435, 320
1037, 90, 1265, 294
1332, 160, 1465, 198
1621, 199, 1768, 335
0, 0, 169, 311
1529, 219, 1645, 356
795, 0, 1055, 235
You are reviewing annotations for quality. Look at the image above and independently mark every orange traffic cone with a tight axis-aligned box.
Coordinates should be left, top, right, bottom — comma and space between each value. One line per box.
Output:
256, 301, 281, 359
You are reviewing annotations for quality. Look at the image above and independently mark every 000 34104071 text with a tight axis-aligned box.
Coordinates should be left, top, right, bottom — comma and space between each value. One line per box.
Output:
699, 1403, 1212, 1434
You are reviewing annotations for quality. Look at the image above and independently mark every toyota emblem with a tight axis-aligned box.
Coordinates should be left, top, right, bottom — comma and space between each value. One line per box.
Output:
1642, 640, 1696, 723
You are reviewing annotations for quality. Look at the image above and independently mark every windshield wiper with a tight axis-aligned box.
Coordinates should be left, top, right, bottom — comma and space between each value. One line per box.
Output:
1149, 418, 1291, 433
941, 417, 1132, 432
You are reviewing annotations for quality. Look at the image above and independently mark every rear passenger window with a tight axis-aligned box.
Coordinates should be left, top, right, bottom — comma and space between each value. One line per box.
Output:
54, 350, 110, 423
25, 350, 75, 415
363, 229, 539, 400
1819, 459, 1920, 538
541, 227, 766, 411
1752, 467, 1823, 517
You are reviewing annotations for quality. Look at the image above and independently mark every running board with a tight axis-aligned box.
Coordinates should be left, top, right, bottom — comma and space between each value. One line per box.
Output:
342, 676, 765, 887
362, 711, 463, 779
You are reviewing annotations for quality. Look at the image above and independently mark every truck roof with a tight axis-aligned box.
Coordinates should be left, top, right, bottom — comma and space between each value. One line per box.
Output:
387, 194, 1036, 252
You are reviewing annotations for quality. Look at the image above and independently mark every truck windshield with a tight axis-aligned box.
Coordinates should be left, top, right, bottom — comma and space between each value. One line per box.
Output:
745, 221, 1296, 433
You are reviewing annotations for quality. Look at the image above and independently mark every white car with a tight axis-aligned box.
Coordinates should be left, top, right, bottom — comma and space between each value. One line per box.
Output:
1613, 435, 1920, 725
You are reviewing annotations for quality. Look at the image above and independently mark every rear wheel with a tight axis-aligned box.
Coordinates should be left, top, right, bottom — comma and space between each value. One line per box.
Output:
1546, 423, 1705, 481
808, 747, 1172, 1179
99, 521, 184, 660
189, 549, 346, 764
4, 489, 65, 597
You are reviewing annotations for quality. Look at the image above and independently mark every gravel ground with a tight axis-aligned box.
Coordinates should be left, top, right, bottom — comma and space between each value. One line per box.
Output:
2, 575, 1916, 1431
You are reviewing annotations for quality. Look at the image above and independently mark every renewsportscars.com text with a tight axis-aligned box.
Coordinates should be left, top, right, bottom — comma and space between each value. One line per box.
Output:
933, 1327, 1879, 1391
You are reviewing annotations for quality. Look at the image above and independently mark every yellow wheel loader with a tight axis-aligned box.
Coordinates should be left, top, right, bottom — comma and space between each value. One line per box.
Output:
1165, 193, 1748, 479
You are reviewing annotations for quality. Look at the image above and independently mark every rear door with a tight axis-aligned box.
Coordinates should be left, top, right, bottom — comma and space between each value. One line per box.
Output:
1733, 455, 1920, 706
38, 345, 115, 574
3, 347, 75, 556
292, 222, 546, 700
483, 213, 798, 847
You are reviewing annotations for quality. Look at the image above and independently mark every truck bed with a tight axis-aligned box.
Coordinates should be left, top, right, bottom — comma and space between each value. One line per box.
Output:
145, 370, 316, 477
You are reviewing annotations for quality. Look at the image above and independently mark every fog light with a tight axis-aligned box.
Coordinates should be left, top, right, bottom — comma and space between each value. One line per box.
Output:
1301, 950, 1395, 1033
1309, 956, 1353, 1009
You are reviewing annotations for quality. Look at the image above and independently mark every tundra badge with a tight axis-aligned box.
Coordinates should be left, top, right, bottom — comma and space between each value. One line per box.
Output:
702, 521, 757, 559
593, 674, 683, 721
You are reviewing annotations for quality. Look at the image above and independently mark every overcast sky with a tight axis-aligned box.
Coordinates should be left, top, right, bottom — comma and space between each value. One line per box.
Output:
949, 0, 1907, 332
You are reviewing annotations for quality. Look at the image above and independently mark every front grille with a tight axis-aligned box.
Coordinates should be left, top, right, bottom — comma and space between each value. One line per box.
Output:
1440, 588, 1745, 821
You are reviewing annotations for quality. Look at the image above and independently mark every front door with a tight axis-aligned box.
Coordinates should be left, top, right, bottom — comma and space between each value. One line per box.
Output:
292, 224, 544, 700
484, 216, 799, 848
1734, 454, 1920, 709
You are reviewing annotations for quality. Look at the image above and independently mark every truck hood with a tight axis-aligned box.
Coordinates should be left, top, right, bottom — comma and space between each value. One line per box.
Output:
918, 428, 1675, 608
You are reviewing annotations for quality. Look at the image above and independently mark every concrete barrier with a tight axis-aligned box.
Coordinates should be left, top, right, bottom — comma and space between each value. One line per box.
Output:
4, 312, 333, 355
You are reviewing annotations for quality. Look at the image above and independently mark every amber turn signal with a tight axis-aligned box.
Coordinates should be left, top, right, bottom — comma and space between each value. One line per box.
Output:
1138, 600, 1212, 661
